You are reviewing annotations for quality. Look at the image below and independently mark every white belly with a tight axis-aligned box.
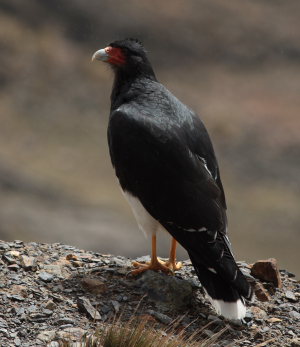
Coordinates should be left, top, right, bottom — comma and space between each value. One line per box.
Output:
122, 190, 160, 237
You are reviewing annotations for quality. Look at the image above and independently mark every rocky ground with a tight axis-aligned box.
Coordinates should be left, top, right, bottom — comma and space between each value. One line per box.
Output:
0, 240, 299, 347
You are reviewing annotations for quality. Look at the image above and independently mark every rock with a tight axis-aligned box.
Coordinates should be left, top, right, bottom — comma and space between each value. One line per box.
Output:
289, 311, 300, 320
66, 254, 78, 261
100, 305, 111, 314
280, 269, 296, 278
43, 264, 63, 278
0, 328, 9, 337
251, 306, 267, 319
77, 296, 101, 320
20, 255, 37, 271
81, 277, 107, 294
44, 300, 56, 310
147, 309, 172, 324
135, 270, 194, 311
11, 285, 28, 298
55, 317, 75, 326
56, 327, 85, 342
7, 294, 25, 301
111, 300, 120, 313
244, 311, 253, 322
267, 317, 282, 323
0, 243, 10, 250
250, 258, 282, 288
37, 330, 56, 343
0, 240, 299, 347
285, 290, 297, 302
253, 282, 271, 302
134, 255, 151, 263
3, 254, 17, 264
39, 272, 54, 282
29, 313, 50, 322
290, 338, 300, 347
14, 337, 21, 346
7, 264, 19, 271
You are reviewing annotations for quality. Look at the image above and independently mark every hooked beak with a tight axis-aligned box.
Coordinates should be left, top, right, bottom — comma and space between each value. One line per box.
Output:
92, 48, 110, 62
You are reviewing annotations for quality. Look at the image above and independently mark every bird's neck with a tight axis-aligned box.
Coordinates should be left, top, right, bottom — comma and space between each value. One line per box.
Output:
110, 66, 156, 111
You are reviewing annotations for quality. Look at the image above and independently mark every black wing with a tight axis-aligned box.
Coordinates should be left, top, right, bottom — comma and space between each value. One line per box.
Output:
108, 104, 225, 233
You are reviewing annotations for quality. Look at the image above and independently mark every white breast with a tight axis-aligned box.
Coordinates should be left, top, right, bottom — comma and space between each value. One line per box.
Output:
122, 190, 160, 237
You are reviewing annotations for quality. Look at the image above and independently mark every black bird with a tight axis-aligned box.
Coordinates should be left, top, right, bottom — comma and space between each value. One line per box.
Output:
92, 38, 252, 319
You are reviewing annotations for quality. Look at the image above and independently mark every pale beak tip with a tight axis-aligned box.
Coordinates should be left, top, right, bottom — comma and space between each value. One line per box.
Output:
91, 48, 109, 63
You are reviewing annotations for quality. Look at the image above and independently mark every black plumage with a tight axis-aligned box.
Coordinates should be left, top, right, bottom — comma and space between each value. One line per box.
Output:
93, 38, 252, 319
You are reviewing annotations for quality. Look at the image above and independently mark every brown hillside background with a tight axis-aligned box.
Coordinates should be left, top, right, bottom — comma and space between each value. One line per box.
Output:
0, 0, 299, 276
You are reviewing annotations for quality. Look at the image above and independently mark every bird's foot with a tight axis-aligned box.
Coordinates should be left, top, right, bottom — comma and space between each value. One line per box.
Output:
129, 257, 182, 276
130, 258, 173, 276
161, 259, 183, 272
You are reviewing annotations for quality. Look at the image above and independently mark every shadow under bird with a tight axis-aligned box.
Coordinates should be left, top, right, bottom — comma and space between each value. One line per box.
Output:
92, 38, 252, 319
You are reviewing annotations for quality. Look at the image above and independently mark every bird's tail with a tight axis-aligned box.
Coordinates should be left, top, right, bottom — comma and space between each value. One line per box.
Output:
188, 250, 252, 320
163, 221, 253, 319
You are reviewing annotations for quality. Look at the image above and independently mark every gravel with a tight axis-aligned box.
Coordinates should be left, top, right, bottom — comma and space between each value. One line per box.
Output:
0, 240, 299, 346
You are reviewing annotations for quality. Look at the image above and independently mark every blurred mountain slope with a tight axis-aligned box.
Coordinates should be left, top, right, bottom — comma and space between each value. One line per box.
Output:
0, 0, 299, 275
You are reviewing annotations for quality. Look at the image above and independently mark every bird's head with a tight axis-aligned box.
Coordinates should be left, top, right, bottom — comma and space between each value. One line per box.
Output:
92, 38, 155, 78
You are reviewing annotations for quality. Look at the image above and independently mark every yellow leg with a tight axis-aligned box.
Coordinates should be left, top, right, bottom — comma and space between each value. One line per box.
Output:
163, 238, 182, 271
131, 235, 172, 275
131, 236, 182, 275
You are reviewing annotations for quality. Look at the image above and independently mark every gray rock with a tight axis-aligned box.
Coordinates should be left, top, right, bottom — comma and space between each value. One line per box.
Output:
43, 265, 63, 278
111, 300, 120, 313
7, 294, 25, 301
39, 272, 54, 282
14, 338, 21, 346
55, 317, 75, 325
230, 319, 243, 327
44, 300, 56, 310
134, 255, 151, 263
27, 304, 38, 313
29, 313, 49, 322
2, 254, 17, 264
290, 338, 300, 347
101, 305, 111, 314
244, 311, 253, 322
42, 309, 53, 316
286, 290, 297, 302
7, 264, 19, 271
0, 243, 10, 250
20, 255, 37, 271
290, 311, 300, 320
77, 296, 101, 320
147, 309, 172, 325
58, 324, 73, 329
135, 270, 194, 311
261, 327, 270, 333
15, 308, 25, 316
0, 328, 9, 337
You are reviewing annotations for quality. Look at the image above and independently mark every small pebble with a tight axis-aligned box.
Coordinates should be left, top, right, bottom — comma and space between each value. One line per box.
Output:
290, 311, 300, 320
286, 290, 297, 302
38, 272, 54, 282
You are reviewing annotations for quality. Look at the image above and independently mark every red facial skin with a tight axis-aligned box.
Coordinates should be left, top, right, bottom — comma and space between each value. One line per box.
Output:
105, 46, 126, 65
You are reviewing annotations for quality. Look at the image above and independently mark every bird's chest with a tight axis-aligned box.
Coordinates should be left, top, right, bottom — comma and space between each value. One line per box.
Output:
108, 119, 164, 195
